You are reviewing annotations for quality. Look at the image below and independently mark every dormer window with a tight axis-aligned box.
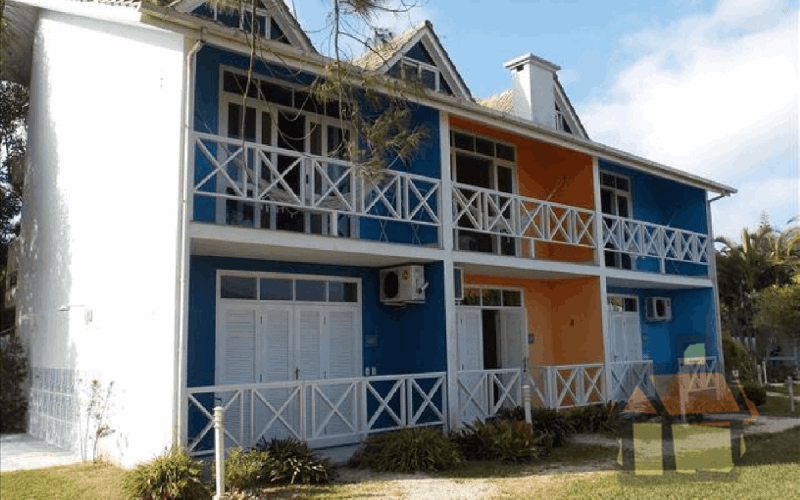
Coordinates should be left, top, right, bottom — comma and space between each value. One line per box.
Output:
554, 103, 572, 134
388, 57, 452, 95
193, 2, 289, 43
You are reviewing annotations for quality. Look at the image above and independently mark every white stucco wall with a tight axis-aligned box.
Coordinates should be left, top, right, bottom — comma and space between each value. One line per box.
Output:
16, 8, 186, 467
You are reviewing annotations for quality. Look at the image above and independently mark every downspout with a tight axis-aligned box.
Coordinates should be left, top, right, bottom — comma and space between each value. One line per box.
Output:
174, 33, 205, 448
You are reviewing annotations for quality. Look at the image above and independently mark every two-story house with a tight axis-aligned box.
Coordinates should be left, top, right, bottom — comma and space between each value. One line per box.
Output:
4, 0, 735, 467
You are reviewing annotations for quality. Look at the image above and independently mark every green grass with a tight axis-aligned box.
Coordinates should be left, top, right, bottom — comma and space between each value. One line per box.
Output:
766, 382, 800, 397
740, 426, 800, 465
755, 394, 800, 417
0, 461, 127, 499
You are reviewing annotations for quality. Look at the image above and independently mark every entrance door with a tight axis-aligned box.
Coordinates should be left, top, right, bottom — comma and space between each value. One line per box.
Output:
606, 295, 643, 400
498, 309, 526, 370
457, 308, 485, 424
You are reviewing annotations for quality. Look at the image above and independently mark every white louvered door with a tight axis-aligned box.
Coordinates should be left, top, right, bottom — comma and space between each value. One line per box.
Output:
218, 305, 258, 449
457, 307, 485, 425
323, 307, 359, 438
254, 306, 295, 443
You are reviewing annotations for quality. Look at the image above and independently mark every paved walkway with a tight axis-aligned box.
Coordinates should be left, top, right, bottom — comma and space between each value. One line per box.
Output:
0, 434, 83, 472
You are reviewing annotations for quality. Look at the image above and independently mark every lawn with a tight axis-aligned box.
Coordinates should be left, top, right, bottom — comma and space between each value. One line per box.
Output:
2, 428, 798, 499
757, 394, 799, 417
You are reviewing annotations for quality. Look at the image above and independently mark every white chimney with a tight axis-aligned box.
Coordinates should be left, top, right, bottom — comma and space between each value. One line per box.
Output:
503, 53, 560, 129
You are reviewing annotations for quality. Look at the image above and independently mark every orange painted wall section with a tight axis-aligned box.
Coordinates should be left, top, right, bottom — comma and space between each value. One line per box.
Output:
450, 116, 595, 263
464, 274, 604, 366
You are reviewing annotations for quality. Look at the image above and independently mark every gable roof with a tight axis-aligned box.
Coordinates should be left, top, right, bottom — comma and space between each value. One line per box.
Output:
477, 77, 589, 139
351, 21, 472, 101
171, 0, 317, 54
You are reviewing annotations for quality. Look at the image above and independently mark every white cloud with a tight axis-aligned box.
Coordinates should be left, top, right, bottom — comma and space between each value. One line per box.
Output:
578, 0, 799, 240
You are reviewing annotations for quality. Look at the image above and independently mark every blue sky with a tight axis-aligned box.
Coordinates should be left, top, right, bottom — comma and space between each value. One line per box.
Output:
292, 0, 799, 240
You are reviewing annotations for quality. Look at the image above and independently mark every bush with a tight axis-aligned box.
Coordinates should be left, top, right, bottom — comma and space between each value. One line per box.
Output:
253, 437, 333, 485
723, 335, 756, 384
450, 419, 542, 463
486, 406, 575, 453
740, 384, 767, 407
348, 427, 462, 472
123, 447, 211, 500
223, 448, 275, 491
0, 335, 29, 433
566, 403, 620, 434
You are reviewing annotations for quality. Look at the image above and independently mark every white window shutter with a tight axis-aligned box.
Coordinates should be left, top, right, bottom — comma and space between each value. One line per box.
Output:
295, 308, 322, 380
222, 308, 257, 384
327, 309, 357, 379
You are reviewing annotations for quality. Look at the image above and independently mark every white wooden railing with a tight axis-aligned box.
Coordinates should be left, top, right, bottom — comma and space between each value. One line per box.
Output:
456, 368, 522, 425
452, 183, 596, 255
185, 372, 446, 456
606, 360, 655, 402
602, 215, 710, 271
192, 131, 441, 233
678, 356, 719, 392
528, 361, 654, 410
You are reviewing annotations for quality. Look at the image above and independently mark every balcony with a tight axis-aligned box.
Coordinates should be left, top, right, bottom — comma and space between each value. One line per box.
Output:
191, 132, 442, 247
602, 215, 711, 275
452, 183, 596, 258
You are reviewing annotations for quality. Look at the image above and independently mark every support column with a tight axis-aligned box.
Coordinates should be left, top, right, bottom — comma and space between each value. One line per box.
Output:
439, 111, 459, 430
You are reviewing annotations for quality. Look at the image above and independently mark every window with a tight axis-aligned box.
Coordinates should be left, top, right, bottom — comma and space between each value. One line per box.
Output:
460, 287, 523, 308
220, 274, 359, 304
193, 2, 289, 44
451, 130, 517, 256
600, 171, 633, 270
219, 69, 354, 236
388, 55, 453, 95
607, 295, 638, 313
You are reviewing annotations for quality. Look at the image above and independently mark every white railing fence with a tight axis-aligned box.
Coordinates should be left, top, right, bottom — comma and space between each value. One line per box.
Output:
606, 360, 655, 402
456, 368, 522, 425
452, 184, 596, 256
678, 356, 719, 392
602, 215, 710, 270
192, 132, 441, 234
186, 372, 446, 456
529, 361, 654, 410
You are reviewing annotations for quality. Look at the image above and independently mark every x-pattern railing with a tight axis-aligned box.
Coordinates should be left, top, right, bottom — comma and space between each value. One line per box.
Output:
679, 356, 719, 392
363, 372, 447, 433
192, 132, 441, 228
606, 360, 654, 402
602, 215, 710, 268
452, 184, 596, 255
456, 369, 522, 423
186, 373, 446, 456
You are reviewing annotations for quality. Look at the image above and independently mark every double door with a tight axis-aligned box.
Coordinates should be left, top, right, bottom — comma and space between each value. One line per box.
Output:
216, 303, 360, 447
456, 307, 526, 424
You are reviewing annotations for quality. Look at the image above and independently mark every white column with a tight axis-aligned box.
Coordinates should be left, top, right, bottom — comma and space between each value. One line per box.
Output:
439, 111, 459, 430
591, 157, 604, 267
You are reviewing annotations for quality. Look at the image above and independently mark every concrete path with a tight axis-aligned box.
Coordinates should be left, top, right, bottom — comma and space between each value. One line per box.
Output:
0, 434, 83, 472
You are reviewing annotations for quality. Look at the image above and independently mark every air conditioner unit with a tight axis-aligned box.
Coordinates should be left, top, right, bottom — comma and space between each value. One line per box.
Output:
646, 297, 672, 322
380, 265, 426, 304
453, 267, 464, 302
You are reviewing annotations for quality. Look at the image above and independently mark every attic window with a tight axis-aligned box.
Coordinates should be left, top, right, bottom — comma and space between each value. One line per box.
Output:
193, 2, 289, 43
388, 56, 453, 95
554, 102, 572, 134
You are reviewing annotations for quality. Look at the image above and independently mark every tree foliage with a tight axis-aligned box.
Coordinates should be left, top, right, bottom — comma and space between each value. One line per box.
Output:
716, 213, 800, 362
0, 80, 27, 244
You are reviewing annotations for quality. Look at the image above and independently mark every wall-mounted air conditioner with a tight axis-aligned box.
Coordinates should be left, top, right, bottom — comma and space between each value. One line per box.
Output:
380, 265, 426, 304
646, 297, 672, 322
453, 267, 464, 302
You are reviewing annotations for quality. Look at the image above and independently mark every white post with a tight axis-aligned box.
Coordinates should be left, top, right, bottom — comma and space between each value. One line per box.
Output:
523, 384, 532, 425
213, 406, 225, 500
788, 377, 795, 413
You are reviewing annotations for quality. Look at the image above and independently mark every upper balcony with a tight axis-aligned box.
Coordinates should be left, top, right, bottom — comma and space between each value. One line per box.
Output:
190, 131, 442, 248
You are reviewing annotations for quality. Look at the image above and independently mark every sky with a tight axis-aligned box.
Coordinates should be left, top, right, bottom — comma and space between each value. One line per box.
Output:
289, 0, 799, 242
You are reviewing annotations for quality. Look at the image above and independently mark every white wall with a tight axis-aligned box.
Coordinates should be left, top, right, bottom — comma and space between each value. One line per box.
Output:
16, 8, 186, 467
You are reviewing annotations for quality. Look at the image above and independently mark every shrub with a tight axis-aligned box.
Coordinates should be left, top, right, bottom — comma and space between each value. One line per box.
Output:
223, 448, 275, 491
567, 403, 620, 434
529, 408, 575, 449
740, 384, 767, 407
723, 335, 755, 384
123, 447, 211, 500
253, 437, 333, 485
348, 427, 462, 472
0, 335, 29, 433
450, 419, 542, 463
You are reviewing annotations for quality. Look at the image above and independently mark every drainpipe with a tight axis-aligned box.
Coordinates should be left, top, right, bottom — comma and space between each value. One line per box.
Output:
174, 33, 205, 449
